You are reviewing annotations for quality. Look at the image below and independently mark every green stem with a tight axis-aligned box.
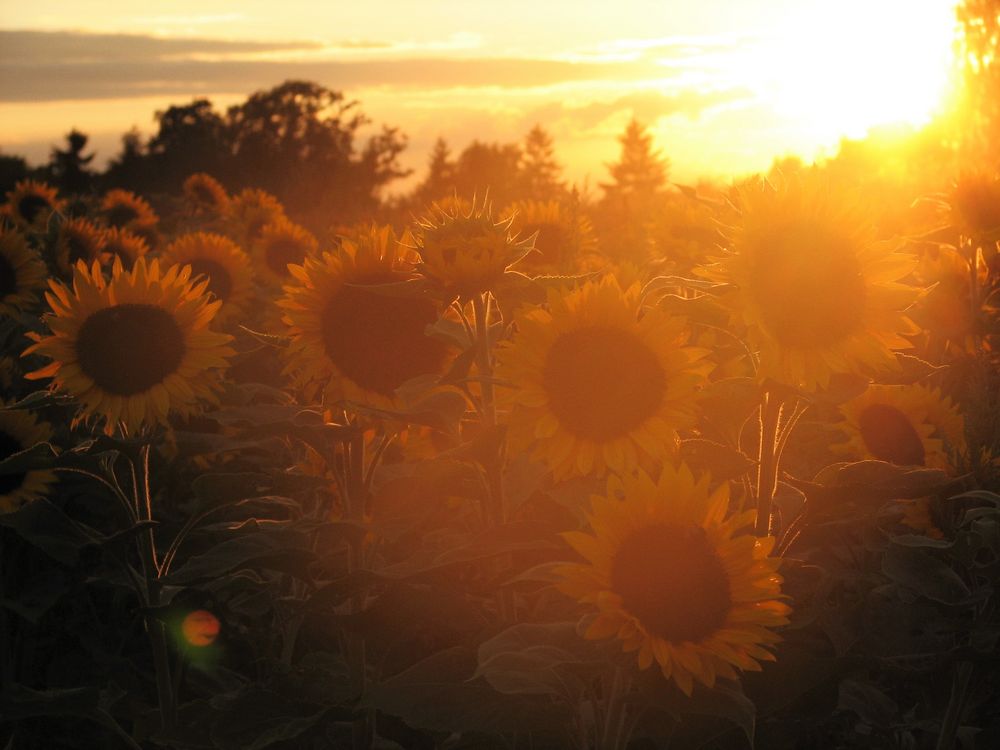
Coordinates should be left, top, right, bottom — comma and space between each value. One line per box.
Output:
344, 433, 372, 750
600, 666, 629, 750
936, 661, 973, 750
754, 392, 782, 537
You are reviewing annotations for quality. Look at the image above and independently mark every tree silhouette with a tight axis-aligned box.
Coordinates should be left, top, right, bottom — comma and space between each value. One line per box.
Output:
519, 124, 564, 199
451, 140, 523, 205
601, 119, 669, 202
48, 129, 95, 194
147, 99, 228, 190
413, 138, 456, 205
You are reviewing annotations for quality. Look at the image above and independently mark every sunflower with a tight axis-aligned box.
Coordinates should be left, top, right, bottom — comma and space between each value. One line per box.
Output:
556, 465, 789, 696
280, 224, 455, 408
834, 383, 965, 471
227, 188, 286, 246
101, 227, 150, 269
5, 180, 63, 231
951, 173, 1000, 239
1, 229, 49, 317
910, 244, 981, 354
55, 217, 107, 273
253, 217, 319, 286
496, 277, 707, 479
0, 405, 58, 513
701, 175, 917, 390
100, 189, 158, 231
414, 199, 533, 295
24, 258, 234, 434
503, 199, 596, 273
162, 232, 253, 327
183, 173, 230, 216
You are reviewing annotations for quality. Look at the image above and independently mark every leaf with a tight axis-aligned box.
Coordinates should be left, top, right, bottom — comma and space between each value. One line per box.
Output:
0, 441, 59, 475
837, 678, 899, 729
1, 569, 69, 623
191, 472, 270, 507
882, 544, 972, 604
793, 460, 953, 509
0, 499, 98, 565
210, 687, 330, 750
0, 684, 134, 745
679, 439, 755, 480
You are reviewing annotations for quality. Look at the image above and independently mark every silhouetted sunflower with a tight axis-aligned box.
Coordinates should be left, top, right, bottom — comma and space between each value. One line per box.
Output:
951, 173, 1000, 239
101, 227, 150, 269
227, 188, 286, 246
5, 181, 63, 230
24, 258, 234, 434
254, 218, 319, 285
280, 225, 454, 408
162, 233, 253, 327
701, 175, 917, 389
183, 173, 230, 216
504, 199, 596, 273
414, 200, 533, 294
0, 230, 48, 317
55, 217, 107, 273
911, 244, 981, 354
496, 277, 707, 478
0, 405, 57, 513
556, 466, 789, 696
100, 189, 158, 231
835, 383, 965, 471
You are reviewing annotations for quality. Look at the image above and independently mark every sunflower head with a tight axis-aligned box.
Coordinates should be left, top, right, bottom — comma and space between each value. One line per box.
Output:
951, 173, 1000, 239
0, 404, 58, 513
162, 232, 254, 327
911, 245, 980, 352
414, 199, 533, 295
227, 188, 286, 245
503, 199, 596, 273
834, 383, 966, 472
701, 175, 918, 390
253, 217, 319, 285
100, 189, 158, 231
55, 217, 108, 273
24, 257, 234, 435
556, 465, 789, 696
183, 173, 230, 216
5, 180, 63, 230
101, 227, 150, 269
496, 276, 708, 479
0, 229, 49, 317
280, 224, 455, 408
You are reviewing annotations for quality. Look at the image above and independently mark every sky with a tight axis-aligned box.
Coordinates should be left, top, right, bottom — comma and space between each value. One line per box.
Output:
0, 0, 962, 190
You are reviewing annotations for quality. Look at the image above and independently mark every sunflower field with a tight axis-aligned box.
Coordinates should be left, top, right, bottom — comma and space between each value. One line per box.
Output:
2, 141, 1000, 750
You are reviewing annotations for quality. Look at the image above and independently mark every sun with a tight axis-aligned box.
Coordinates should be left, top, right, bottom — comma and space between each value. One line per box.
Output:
742, 0, 960, 140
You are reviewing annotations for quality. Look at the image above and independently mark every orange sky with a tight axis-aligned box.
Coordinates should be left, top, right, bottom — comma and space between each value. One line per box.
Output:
0, 1, 961, 189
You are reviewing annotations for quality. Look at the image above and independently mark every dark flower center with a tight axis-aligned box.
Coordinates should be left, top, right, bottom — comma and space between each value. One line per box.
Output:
18, 195, 52, 224
76, 304, 186, 396
610, 522, 732, 643
0, 252, 17, 299
749, 221, 867, 347
185, 258, 233, 302
858, 403, 926, 466
264, 239, 308, 277
66, 230, 98, 265
0, 429, 27, 494
320, 272, 451, 397
542, 326, 665, 441
105, 203, 140, 228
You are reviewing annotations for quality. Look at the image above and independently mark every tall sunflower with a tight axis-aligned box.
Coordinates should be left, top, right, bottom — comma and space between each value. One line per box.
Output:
496, 277, 707, 479
503, 199, 596, 273
55, 217, 107, 273
557, 465, 789, 696
253, 218, 319, 286
280, 225, 454, 408
0, 405, 57, 513
24, 258, 234, 434
162, 233, 253, 327
835, 383, 965, 471
183, 173, 230, 217
701, 176, 917, 390
414, 200, 533, 295
227, 188, 286, 246
101, 227, 150, 269
5, 181, 63, 231
1, 230, 49, 317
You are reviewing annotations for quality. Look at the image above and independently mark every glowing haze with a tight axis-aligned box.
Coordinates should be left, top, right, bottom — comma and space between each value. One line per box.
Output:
0, 0, 960, 186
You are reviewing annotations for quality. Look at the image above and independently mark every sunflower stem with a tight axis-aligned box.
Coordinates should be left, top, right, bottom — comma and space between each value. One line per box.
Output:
936, 660, 973, 750
600, 665, 630, 750
754, 392, 782, 536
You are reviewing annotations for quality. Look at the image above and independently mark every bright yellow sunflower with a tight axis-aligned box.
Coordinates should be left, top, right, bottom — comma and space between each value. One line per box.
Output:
414, 200, 533, 295
253, 217, 319, 286
834, 383, 965, 471
5, 180, 64, 231
280, 224, 455, 408
1, 229, 49, 317
101, 227, 150, 269
0, 404, 58, 513
701, 175, 918, 390
182, 173, 230, 216
503, 199, 596, 274
24, 258, 234, 435
556, 465, 789, 696
227, 188, 286, 246
162, 232, 253, 327
55, 217, 107, 273
496, 276, 708, 479
100, 189, 158, 231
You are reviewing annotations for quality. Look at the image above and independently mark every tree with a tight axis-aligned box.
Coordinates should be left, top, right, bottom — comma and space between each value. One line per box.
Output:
48, 129, 95, 194
519, 125, 563, 199
103, 128, 148, 192
413, 138, 456, 205
147, 99, 228, 189
0, 152, 29, 196
957, 0, 1000, 163
600, 119, 669, 202
451, 140, 523, 206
